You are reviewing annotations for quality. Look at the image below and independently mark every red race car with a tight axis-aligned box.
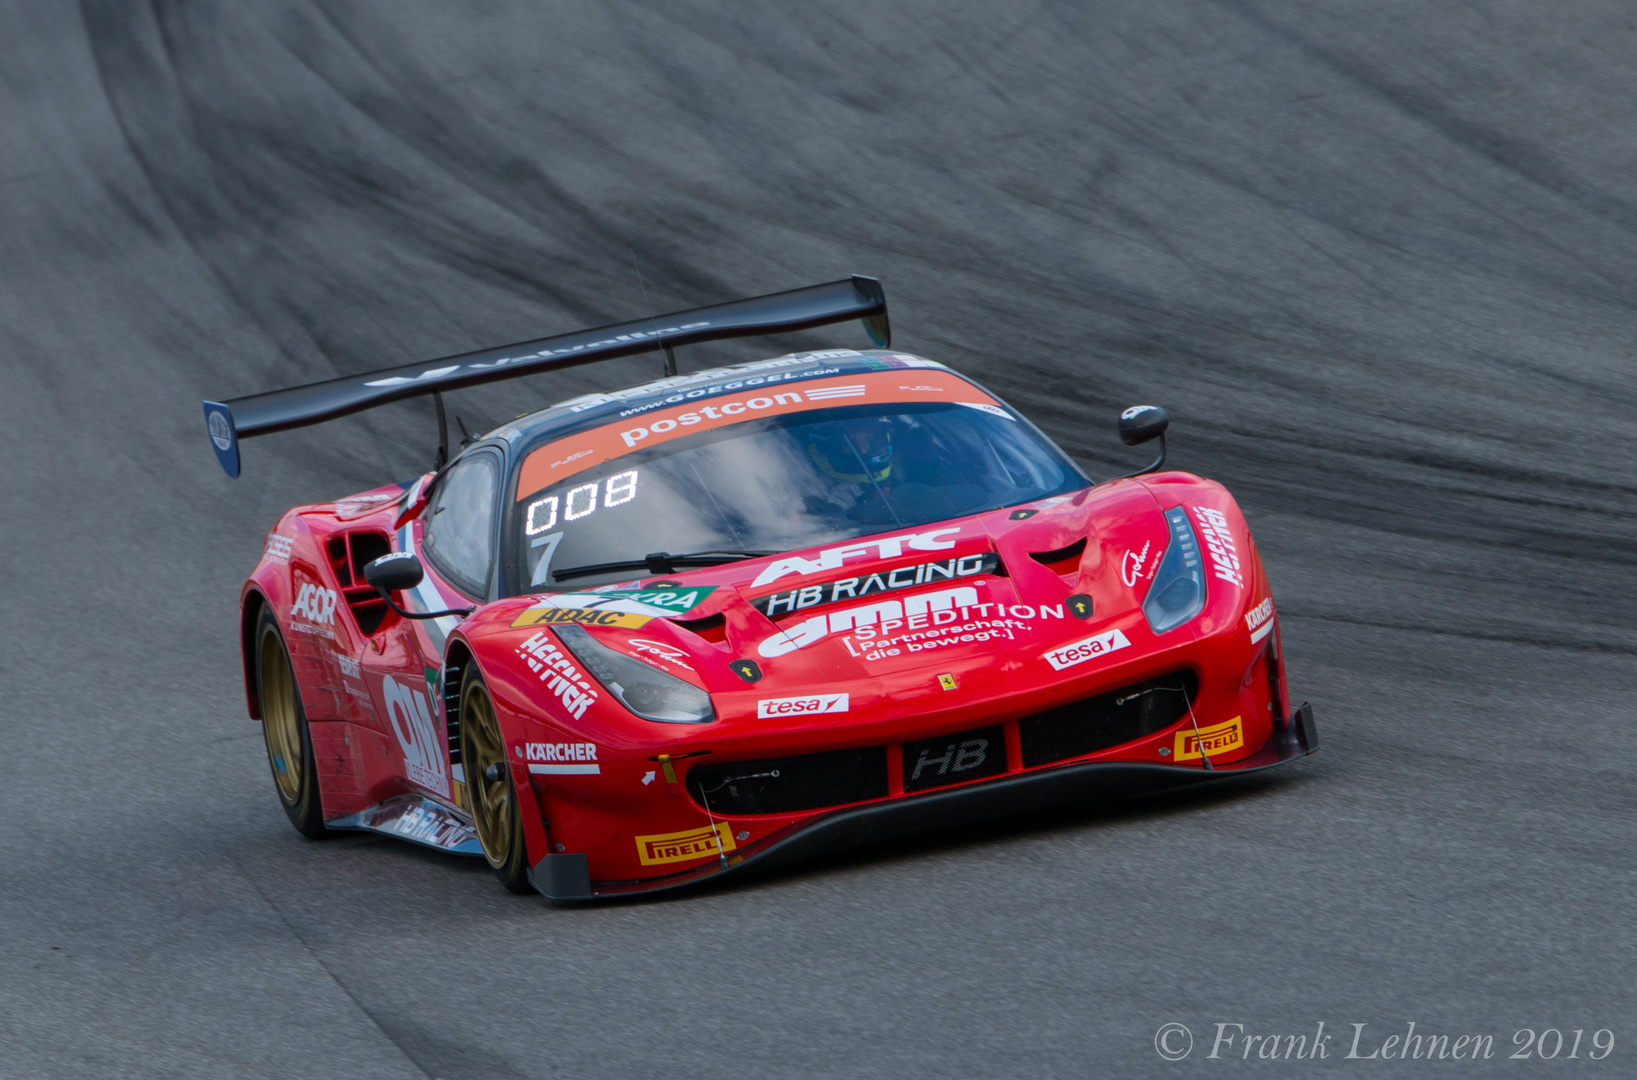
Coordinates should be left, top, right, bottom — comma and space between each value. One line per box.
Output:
204, 278, 1316, 900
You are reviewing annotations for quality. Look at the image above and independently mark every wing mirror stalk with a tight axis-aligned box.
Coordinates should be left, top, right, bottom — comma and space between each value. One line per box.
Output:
1115, 405, 1170, 477
363, 552, 474, 620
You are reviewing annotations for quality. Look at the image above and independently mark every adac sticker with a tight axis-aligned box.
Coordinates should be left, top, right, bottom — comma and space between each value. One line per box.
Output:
510, 587, 716, 628
513, 608, 654, 629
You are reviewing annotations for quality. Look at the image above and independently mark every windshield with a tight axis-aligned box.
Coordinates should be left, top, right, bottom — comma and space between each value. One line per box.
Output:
507, 399, 1086, 592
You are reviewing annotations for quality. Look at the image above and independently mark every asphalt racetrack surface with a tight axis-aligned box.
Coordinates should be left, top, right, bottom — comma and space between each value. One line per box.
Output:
3, 3, 1634, 1077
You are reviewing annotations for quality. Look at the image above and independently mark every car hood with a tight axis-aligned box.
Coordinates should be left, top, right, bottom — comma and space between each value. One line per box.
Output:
453, 476, 1242, 740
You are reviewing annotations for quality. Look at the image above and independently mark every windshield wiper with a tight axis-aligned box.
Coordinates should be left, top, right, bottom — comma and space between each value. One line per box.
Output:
552, 550, 777, 583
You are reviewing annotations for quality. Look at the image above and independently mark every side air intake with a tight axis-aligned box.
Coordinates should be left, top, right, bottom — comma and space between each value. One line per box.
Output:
1019, 670, 1200, 767
687, 746, 889, 815
325, 531, 394, 635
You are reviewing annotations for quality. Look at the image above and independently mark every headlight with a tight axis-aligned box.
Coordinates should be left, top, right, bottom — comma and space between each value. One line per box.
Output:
553, 624, 715, 724
1143, 507, 1207, 634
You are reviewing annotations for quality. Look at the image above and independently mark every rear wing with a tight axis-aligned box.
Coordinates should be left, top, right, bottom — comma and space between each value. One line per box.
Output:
202, 275, 888, 477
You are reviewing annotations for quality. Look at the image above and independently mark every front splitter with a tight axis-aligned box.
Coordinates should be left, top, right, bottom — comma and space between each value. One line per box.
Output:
531, 703, 1319, 901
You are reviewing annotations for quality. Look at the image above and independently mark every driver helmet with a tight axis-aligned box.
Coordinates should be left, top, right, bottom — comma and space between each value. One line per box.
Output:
807, 416, 895, 484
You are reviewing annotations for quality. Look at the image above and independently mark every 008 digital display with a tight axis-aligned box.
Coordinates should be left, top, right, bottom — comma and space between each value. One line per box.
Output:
526, 470, 638, 536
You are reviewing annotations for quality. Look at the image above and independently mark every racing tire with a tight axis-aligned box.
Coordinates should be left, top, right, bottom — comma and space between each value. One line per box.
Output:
459, 669, 531, 893
254, 607, 328, 839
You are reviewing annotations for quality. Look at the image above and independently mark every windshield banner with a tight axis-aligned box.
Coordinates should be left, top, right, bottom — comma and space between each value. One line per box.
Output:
516, 371, 1007, 498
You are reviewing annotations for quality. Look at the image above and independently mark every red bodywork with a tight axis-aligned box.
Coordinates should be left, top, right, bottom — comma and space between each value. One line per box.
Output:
241, 420, 1308, 897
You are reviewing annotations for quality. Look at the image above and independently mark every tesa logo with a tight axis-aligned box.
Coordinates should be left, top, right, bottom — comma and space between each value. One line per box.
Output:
1042, 628, 1131, 671
757, 693, 850, 719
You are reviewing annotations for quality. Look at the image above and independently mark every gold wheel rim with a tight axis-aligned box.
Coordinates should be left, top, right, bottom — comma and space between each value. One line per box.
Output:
461, 682, 515, 869
258, 626, 303, 804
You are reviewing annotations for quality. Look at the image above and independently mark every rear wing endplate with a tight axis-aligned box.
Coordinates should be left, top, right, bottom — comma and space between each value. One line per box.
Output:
202, 275, 888, 477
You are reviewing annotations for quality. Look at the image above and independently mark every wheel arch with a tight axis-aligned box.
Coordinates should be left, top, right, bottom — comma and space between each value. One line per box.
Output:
441, 636, 477, 766
446, 631, 553, 873
241, 587, 269, 719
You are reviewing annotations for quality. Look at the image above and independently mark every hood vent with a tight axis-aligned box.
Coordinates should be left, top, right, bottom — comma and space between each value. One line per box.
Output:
1028, 537, 1087, 576
669, 611, 727, 644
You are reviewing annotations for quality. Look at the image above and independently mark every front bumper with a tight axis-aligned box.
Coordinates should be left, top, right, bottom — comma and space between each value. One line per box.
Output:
530, 702, 1318, 901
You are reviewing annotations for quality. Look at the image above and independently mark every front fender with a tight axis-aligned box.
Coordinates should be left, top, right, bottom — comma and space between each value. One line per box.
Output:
239, 512, 308, 719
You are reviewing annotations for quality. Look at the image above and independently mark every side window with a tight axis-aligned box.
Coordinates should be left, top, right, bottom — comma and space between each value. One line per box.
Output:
421, 452, 500, 599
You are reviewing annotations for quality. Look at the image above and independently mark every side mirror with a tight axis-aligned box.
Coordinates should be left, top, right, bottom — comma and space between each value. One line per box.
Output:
1116, 405, 1170, 478
1118, 405, 1170, 446
363, 551, 425, 593
362, 551, 475, 621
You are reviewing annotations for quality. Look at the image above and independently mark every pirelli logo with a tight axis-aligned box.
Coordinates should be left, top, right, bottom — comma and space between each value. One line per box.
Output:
1173, 717, 1244, 761
634, 822, 738, 866
512, 607, 654, 629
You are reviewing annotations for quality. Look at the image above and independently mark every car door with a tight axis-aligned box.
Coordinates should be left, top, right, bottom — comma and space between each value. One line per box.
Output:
361, 450, 503, 808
